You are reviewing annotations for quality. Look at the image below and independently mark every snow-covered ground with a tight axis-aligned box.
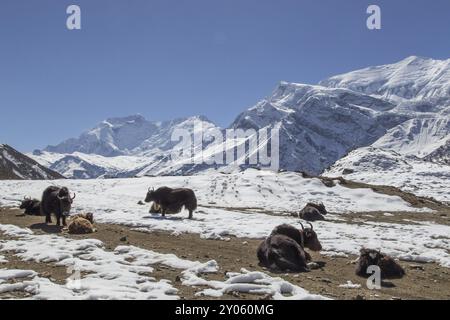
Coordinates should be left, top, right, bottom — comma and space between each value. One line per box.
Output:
1, 170, 449, 267
325, 147, 450, 203
0, 170, 420, 214
0, 224, 325, 300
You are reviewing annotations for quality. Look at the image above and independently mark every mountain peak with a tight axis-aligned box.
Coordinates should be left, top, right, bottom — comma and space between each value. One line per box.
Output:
320, 55, 450, 102
103, 114, 147, 126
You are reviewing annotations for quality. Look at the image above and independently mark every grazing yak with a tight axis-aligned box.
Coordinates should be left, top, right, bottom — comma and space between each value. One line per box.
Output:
40, 186, 76, 227
19, 197, 42, 216
145, 187, 197, 219
297, 202, 327, 221
257, 223, 322, 272
355, 248, 406, 279
68, 213, 96, 234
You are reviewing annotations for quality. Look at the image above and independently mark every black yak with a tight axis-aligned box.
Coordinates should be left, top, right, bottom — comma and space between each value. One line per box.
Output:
19, 197, 42, 216
257, 234, 310, 272
257, 223, 322, 272
145, 187, 197, 219
355, 248, 406, 279
40, 186, 76, 227
297, 202, 327, 221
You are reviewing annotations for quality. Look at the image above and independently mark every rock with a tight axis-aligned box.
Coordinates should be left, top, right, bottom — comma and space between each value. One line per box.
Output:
342, 168, 355, 175
409, 264, 425, 271
320, 277, 332, 284
120, 236, 127, 242
355, 294, 365, 300
137, 200, 145, 205
307, 262, 321, 270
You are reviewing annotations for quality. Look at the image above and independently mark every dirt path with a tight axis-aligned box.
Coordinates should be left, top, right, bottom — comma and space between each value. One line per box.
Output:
1, 207, 450, 300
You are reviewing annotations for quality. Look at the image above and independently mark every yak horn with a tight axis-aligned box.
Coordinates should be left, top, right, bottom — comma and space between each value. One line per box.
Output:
307, 222, 313, 230
299, 222, 305, 231
71, 193, 76, 200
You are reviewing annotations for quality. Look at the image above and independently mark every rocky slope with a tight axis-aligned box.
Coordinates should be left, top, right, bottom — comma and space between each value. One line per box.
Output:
0, 144, 64, 180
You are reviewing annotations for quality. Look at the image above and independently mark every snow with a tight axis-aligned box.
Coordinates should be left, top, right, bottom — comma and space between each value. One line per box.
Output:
0, 169, 419, 217
0, 269, 36, 281
372, 118, 450, 157
321, 56, 450, 104
194, 269, 329, 300
325, 147, 450, 203
338, 281, 361, 289
0, 224, 325, 300
1, 169, 449, 267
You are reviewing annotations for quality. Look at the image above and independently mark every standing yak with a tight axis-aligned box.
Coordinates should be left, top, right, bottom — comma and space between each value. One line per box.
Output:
40, 186, 76, 227
145, 187, 197, 219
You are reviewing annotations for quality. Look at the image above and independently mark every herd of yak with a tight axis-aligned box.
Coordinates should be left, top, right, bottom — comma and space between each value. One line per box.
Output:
18, 185, 406, 280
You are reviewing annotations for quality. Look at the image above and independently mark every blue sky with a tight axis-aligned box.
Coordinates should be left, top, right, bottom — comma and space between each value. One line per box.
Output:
1, 0, 449, 152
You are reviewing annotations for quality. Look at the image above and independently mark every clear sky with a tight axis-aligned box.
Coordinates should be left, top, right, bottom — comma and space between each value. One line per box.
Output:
1, 0, 449, 152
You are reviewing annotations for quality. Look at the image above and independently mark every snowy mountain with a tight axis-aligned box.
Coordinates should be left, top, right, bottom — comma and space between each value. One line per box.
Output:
0, 144, 64, 180
424, 139, 450, 165
33, 116, 221, 178
31, 56, 449, 180
371, 118, 450, 157
44, 115, 212, 157
229, 82, 404, 174
320, 56, 450, 108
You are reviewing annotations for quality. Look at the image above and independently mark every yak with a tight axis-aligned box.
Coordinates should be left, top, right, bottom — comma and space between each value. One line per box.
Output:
40, 186, 76, 227
148, 201, 182, 215
145, 187, 197, 219
257, 235, 310, 272
19, 197, 42, 216
71, 212, 94, 224
355, 248, 406, 279
297, 202, 327, 221
271, 223, 322, 252
257, 223, 322, 272
68, 213, 96, 234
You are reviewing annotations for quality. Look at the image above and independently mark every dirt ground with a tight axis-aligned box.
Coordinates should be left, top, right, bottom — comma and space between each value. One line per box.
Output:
1, 207, 450, 300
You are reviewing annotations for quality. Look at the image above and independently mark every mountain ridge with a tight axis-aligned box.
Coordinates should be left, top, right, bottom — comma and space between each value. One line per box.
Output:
31, 56, 450, 179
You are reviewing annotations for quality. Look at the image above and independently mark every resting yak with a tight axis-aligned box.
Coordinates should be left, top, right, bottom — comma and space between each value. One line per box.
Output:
355, 248, 405, 279
40, 186, 76, 227
257, 223, 322, 272
297, 202, 327, 221
68, 213, 96, 234
19, 197, 42, 216
145, 187, 197, 219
